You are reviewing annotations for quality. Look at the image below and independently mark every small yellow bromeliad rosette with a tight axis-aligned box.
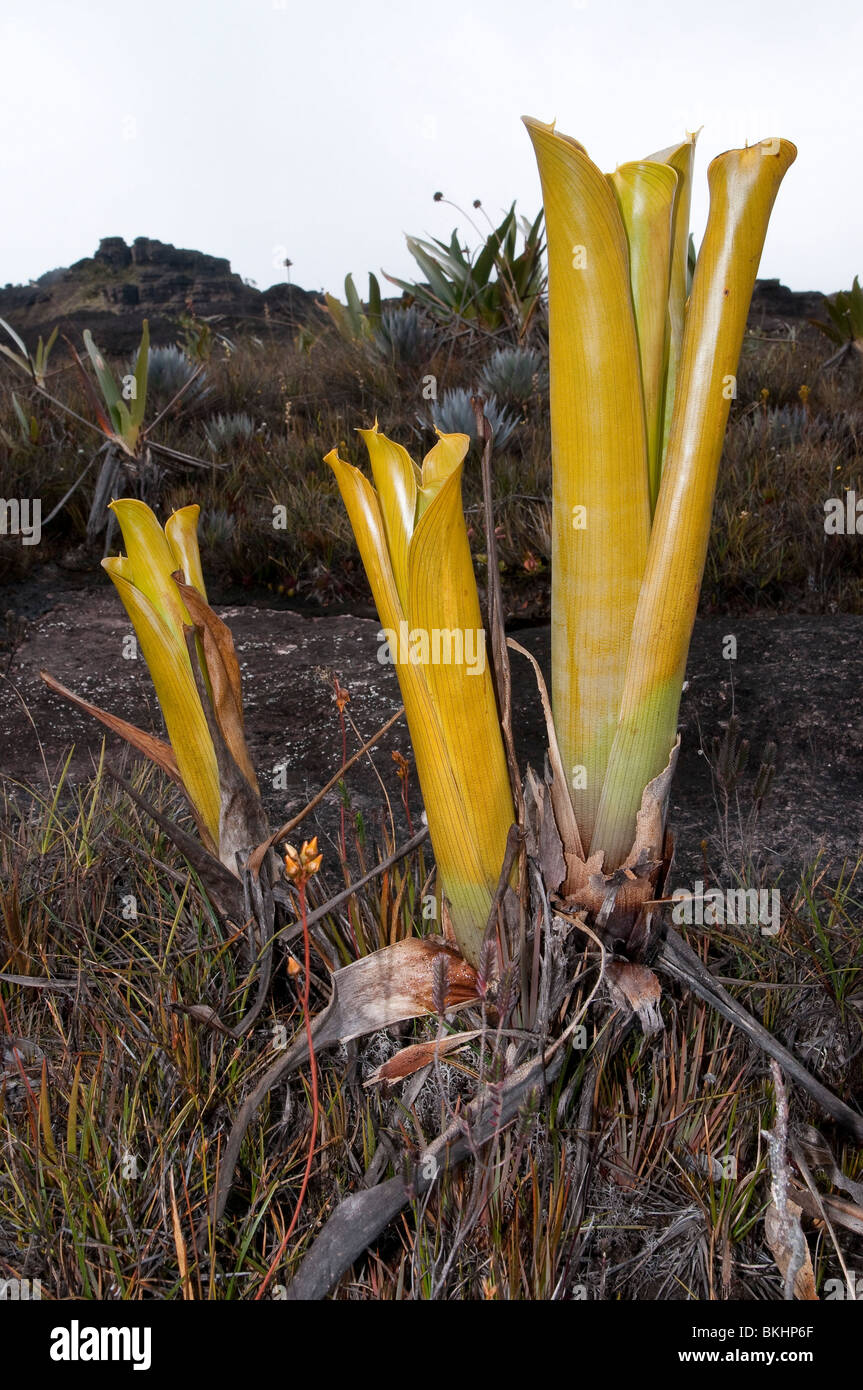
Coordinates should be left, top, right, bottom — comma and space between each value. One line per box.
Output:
326, 426, 515, 967
43, 499, 263, 871
101, 500, 222, 845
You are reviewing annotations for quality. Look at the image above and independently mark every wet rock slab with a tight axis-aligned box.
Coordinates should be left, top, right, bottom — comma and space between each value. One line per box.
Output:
1, 591, 860, 888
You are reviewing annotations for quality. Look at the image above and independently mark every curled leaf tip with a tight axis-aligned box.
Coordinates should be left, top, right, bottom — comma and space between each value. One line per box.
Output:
522, 114, 554, 137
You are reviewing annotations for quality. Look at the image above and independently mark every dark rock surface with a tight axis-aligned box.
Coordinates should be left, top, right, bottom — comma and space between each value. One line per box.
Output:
1, 593, 860, 892
0, 238, 325, 353
748, 278, 826, 328
0, 243, 830, 358
94, 237, 132, 270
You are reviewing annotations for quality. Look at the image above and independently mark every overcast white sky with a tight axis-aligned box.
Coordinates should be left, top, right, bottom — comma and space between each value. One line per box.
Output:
1, 0, 858, 296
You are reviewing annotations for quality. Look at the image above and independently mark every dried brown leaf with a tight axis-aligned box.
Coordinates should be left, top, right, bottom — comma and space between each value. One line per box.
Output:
320, 938, 479, 1046
606, 961, 664, 1035
40, 669, 181, 784
507, 638, 584, 860
524, 766, 566, 893
364, 1029, 482, 1086
173, 576, 259, 793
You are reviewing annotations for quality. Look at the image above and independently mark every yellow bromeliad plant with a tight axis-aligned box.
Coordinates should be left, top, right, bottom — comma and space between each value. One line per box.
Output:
331, 123, 795, 959
42, 499, 266, 872
524, 121, 796, 875
325, 427, 515, 967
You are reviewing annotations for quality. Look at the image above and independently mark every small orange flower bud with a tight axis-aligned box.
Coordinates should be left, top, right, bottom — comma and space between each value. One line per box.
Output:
284, 837, 323, 883
303, 838, 323, 877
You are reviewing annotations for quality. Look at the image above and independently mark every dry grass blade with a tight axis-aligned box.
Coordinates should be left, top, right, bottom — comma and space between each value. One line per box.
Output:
790, 1186, 863, 1239
248, 706, 405, 875
169, 1170, 194, 1301
659, 927, 863, 1141
507, 638, 584, 862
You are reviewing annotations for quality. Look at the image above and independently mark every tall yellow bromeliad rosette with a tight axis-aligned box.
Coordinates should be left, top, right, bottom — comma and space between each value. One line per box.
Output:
524, 120, 796, 875
326, 426, 515, 967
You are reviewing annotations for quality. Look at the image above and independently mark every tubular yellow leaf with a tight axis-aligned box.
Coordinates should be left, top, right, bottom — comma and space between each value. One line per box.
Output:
165, 507, 210, 706
523, 116, 651, 849
645, 132, 699, 466
591, 138, 797, 868
166, 504, 208, 600
325, 448, 405, 636
407, 462, 514, 896
102, 558, 221, 846
608, 160, 678, 510
416, 431, 470, 518
109, 498, 191, 638
326, 442, 509, 965
358, 425, 418, 612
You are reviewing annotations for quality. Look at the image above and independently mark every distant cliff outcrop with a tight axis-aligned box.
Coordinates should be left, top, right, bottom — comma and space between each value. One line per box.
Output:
0, 236, 324, 352
0, 238, 827, 356
748, 278, 825, 325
